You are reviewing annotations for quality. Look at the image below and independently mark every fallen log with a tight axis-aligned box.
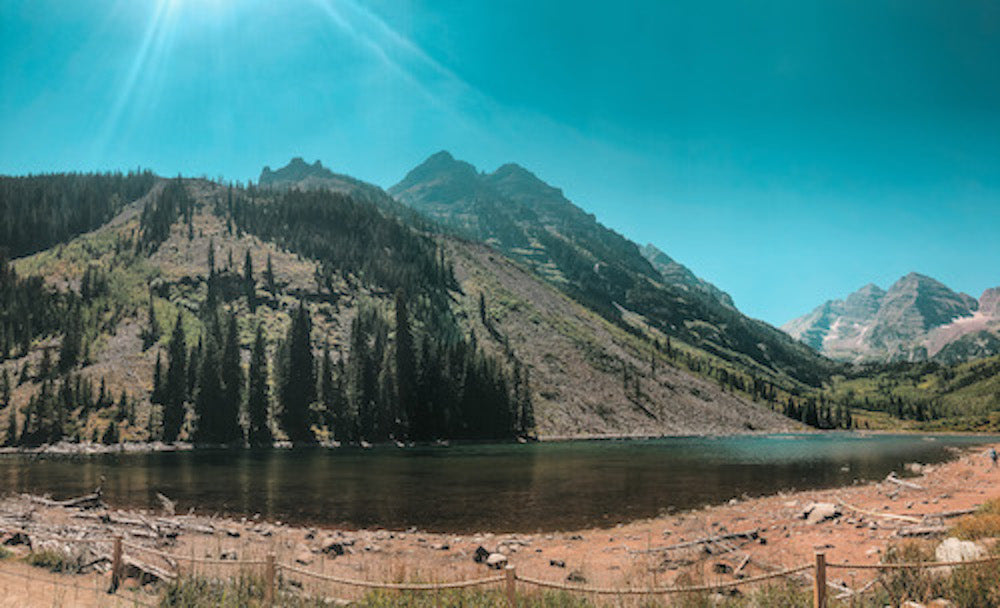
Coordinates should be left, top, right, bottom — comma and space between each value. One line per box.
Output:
156, 493, 176, 517
886, 473, 923, 491
734, 554, 751, 575
836, 499, 922, 524
923, 507, 977, 520
631, 529, 760, 554
896, 525, 948, 537
28, 492, 103, 510
122, 553, 176, 583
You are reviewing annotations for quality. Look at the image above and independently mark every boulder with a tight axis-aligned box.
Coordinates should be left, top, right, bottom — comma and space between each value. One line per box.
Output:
294, 551, 313, 566
566, 571, 587, 583
486, 553, 508, 569
473, 545, 490, 563
935, 537, 985, 563
713, 562, 733, 574
800, 502, 841, 524
321, 540, 345, 556
549, 559, 566, 568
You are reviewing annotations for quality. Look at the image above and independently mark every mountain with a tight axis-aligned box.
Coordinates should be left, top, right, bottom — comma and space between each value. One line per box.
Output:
784, 273, 1000, 363
259, 157, 364, 193
0, 169, 803, 448
390, 151, 834, 389
640, 244, 735, 309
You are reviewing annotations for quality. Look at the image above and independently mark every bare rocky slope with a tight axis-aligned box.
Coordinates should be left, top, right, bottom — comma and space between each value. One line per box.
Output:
386, 151, 834, 389
784, 273, 1000, 363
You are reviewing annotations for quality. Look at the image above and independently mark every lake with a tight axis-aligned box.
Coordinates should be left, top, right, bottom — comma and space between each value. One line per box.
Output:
0, 433, 994, 533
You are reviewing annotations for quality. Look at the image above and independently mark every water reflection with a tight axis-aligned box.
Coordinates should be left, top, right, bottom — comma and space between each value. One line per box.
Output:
0, 433, 993, 533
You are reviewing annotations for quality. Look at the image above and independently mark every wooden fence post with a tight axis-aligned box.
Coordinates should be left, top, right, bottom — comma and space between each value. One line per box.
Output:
109, 536, 123, 593
265, 553, 276, 605
813, 552, 826, 608
505, 565, 517, 608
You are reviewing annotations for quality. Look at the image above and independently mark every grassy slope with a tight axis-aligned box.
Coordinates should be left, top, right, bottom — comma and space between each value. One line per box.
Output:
826, 355, 1000, 431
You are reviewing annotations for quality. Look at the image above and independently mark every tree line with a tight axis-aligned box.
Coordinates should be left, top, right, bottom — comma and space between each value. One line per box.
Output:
0, 171, 155, 259
148, 290, 533, 445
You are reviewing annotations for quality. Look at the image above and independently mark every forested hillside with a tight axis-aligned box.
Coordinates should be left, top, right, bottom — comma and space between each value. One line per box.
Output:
0, 172, 155, 258
0, 172, 801, 447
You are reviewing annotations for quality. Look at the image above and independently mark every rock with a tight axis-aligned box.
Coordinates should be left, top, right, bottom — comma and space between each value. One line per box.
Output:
294, 551, 313, 565
486, 553, 508, 569
321, 540, 345, 556
3, 532, 31, 548
928, 599, 955, 607
713, 563, 733, 574
901, 602, 925, 608
566, 571, 587, 583
935, 537, 985, 563
568, 534, 584, 541
473, 545, 490, 563
801, 502, 841, 524
219, 550, 238, 561
549, 559, 566, 568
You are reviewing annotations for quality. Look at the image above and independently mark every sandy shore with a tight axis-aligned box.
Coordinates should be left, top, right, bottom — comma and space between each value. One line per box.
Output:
1, 441, 998, 605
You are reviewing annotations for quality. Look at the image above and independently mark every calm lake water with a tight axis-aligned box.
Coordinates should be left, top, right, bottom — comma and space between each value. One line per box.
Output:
0, 433, 995, 533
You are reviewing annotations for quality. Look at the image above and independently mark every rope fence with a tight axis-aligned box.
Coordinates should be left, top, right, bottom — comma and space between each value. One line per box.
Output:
5, 524, 1000, 607
514, 564, 812, 596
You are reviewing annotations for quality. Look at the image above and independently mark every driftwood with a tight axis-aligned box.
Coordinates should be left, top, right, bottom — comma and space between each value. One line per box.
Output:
896, 525, 948, 537
28, 492, 103, 510
924, 507, 977, 520
632, 529, 760, 554
122, 553, 176, 582
837, 499, 922, 524
886, 474, 923, 491
156, 493, 176, 517
734, 553, 751, 575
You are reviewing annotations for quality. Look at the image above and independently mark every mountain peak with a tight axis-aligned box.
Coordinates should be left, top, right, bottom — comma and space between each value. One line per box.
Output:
785, 271, 988, 362
259, 157, 335, 186
980, 287, 1000, 317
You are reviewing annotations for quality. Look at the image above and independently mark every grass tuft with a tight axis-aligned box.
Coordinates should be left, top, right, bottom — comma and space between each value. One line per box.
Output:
953, 499, 1000, 540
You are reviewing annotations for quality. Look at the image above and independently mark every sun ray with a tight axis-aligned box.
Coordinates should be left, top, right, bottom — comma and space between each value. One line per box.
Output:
94, 0, 175, 158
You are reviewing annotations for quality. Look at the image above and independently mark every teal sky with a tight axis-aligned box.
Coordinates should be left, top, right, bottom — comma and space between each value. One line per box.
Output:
2, 0, 999, 325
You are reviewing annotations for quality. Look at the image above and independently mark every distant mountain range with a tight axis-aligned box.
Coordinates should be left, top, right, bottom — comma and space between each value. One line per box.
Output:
783, 273, 1000, 363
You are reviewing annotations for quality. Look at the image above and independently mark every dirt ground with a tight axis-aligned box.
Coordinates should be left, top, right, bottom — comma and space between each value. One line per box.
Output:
2, 441, 999, 606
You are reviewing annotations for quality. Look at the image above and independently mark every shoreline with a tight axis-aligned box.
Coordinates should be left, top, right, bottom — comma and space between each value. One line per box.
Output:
1, 441, 998, 599
2, 427, 996, 456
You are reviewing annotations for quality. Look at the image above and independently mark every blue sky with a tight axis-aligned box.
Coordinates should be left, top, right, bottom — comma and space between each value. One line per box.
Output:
1, 0, 999, 325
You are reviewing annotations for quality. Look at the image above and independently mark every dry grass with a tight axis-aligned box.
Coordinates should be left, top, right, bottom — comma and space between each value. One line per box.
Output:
953, 499, 1000, 540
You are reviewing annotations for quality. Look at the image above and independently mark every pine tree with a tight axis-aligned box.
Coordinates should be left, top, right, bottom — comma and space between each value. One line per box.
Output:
193, 318, 224, 444
319, 343, 335, 434
395, 290, 419, 439
59, 310, 82, 372
265, 254, 276, 297
143, 298, 160, 350
279, 303, 316, 443
244, 250, 256, 312
163, 314, 187, 442
220, 313, 244, 444
2, 369, 15, 446
37, 347, 52, 381
101, 420, 119, 445
151, 351, 164, 404
247, 324, 272, 447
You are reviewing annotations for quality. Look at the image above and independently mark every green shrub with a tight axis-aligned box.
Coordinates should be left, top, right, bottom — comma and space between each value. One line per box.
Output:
26, 548, 81, 573
159, 575, 329, 608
